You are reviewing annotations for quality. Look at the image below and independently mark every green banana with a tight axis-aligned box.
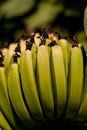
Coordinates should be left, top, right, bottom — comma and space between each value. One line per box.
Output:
65, 43, 84, 120
19, 33, 31, 53
1, 46, 15, 74
45, 38, 52, 56
7, 53, 37, 128
74, 53, 87, 123
9, 43, 18, 52
55, 34, 71, 78
0, 111, 12, 130
34, 32, 41, 46
20, 40, 26, 52
31, 43, 37, 71
59, 39, 71, 78
50, 44, 67, 119
1, 47, 8, 71
36, 44, 54, 121
0, 51, 23, 130
19, 44, 46, 124
19, 40, 27, 52
0, 29, 87, 129
45, 39, 52, 46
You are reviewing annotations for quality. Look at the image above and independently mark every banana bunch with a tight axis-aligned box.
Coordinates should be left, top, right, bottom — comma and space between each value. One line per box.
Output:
0, 28, 87, 129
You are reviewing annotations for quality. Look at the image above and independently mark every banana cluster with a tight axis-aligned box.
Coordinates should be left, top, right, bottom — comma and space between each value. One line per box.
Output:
0, 28, 87, 130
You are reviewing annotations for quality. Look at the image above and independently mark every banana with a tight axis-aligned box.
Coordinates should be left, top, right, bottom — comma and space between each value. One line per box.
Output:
2, 46, 15, 74
1, 47, 8, 71
0, 29, 87, 129
19, 33, 31, 52
0, 111, 12, 130
19, 40, 27, 52
65, 43, 84, 120
0, 51, 25, 130
59, 39, 71, 77
31, 43, 37, 71
7, 52, 37, 128
45, 38, 52, 56
36, 44, 54, 121
34, 33, 41, 46
45, 39, 52, 46
74, 53, 87, 123
19, 44, 46, 124
13, 43, 21, 69
50, 44, 67, 119
54, 35, 71, 78
20, 34, 38, 71
9, 43, 18, 52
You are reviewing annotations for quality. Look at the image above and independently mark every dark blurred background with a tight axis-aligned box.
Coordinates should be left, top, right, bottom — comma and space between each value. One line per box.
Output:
0, 0, 87, 51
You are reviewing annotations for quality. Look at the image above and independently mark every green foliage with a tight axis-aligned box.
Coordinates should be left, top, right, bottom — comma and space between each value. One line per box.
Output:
25, 1, 64, 28
0, 0, 35, 18
0, 0, 87, 49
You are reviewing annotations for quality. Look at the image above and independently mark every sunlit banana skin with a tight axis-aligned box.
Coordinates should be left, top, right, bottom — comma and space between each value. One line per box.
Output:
0, 29, 87, 129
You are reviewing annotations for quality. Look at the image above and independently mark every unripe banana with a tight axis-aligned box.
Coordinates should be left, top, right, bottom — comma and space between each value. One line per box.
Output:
8, 53, 36, 128
2, 45, 15, 74
19, 44, 46, 124
65, 43, 84, 120
54, 33, 71, 78
0, 52, 24, 130
74, 54, 87, 123
79, 53, 87, 128
0, 29, 87, 129
58, 39, 71, 78
50, 44, 67, 119
19, 33, 31, 52
45, 38, 53, 57
0, 111, 12, 130
31, 43, 37, 71
34, 33, 41, 46
9, 42, 18, 52
19, 40, 27, 52
36, 45, 54, 121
